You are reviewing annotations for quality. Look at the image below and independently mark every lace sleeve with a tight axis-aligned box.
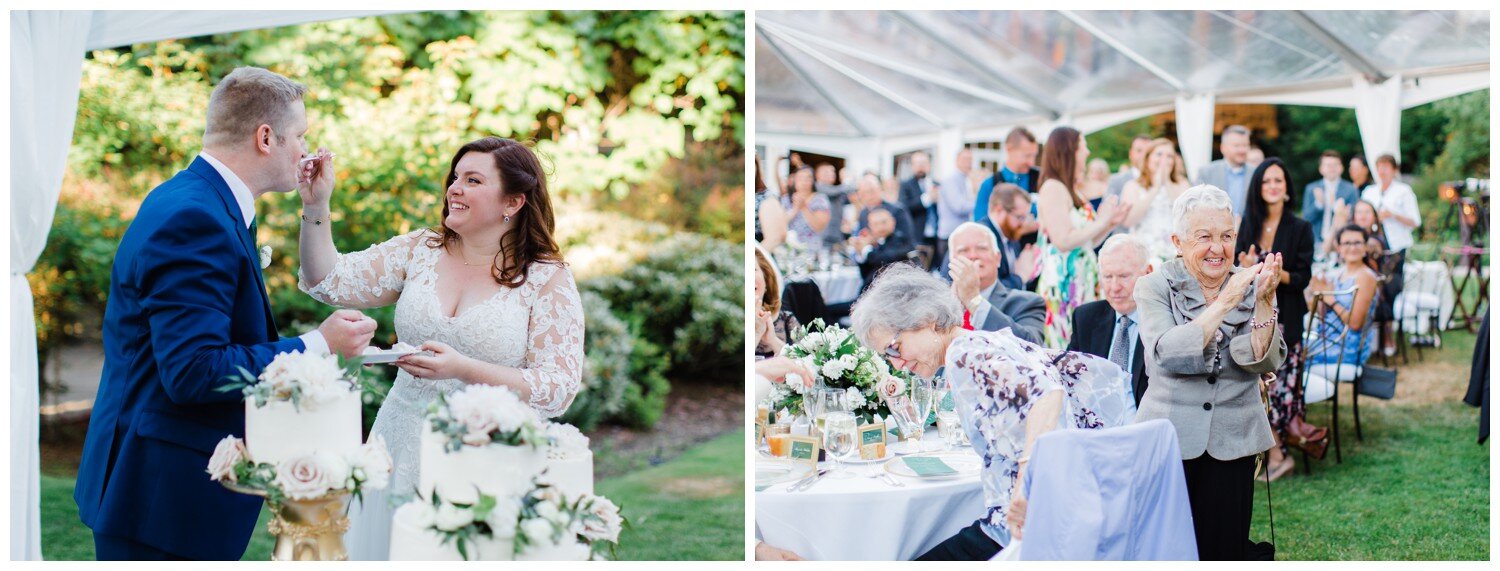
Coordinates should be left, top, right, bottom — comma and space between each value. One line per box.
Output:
521, 264, 585, 417
299, 230, 427, 309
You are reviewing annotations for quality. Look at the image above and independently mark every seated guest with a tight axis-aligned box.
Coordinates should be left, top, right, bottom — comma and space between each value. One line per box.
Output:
1135, 185, 1284, 560
850, 208, 914, 287
852, 172, 915, 243
1334, 200, 1400, 341
981, 182, 1038, 290
946, 222, 1046, 344
1306, 225, 1381, 371
850, 265, 1133, 561
754, 245, 800, 358
1067, 234, 1153, 407
779, 165, 831, 245
1303, 150, 1360, 251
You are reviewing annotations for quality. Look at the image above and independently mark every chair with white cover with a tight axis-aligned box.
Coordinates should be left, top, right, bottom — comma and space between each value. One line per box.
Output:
999, 419, 1197, 561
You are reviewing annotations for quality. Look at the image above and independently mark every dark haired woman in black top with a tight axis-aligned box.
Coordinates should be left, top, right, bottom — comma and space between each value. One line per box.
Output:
1234, 157, 1319, 480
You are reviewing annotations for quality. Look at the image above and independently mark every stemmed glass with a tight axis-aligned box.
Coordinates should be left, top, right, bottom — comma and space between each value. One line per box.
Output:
910, 376, 938, 452
820, 390, 858, 479
884, 394, 922, 454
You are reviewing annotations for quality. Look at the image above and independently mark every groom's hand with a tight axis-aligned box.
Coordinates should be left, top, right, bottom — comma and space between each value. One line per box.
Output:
319, 309, 376, 358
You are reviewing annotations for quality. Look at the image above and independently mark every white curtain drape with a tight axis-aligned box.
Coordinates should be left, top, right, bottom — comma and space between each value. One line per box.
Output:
11, 10, 93, 561
1174, 93, 1216, 179
1355, 74, 1405, 181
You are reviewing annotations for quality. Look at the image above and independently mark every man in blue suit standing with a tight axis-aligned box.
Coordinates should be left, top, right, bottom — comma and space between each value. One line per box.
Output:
1302, 150, 1361, 249
74, 67, 377, 560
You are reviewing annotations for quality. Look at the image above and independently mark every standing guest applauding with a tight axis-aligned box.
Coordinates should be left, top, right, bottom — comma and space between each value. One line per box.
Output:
937, 149, 978, 263
1235, 158, 1318, 480
1303, 150, 1360, 251
1135, 185, 1285, 560
779, 166, 831, 246
1121, 138, 1190, 263
1362, 154, 1421, 357
1034, 127, 1130, 348
899, 151, 939, 266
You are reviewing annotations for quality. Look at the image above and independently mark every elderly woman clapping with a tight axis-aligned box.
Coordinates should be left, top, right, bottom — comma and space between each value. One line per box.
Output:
1133, 185, 1285, 561
850, 264, 1132, 561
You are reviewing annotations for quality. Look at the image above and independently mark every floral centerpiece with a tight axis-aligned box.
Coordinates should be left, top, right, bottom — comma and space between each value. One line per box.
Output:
427, 384, 546, 453
766, 319, 892, 422
394, 490, 523, 561
207, 434, 392, 506
219, 349, 372, 410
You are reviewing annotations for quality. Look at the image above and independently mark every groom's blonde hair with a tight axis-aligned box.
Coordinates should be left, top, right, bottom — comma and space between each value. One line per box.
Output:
203, 67, 306, 149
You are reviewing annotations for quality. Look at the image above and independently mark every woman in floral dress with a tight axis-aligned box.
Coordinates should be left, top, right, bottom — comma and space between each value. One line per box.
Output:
1032, 127, 1130, 348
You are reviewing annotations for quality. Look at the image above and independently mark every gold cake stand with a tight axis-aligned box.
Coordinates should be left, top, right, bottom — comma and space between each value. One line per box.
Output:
222, 482, 353, 561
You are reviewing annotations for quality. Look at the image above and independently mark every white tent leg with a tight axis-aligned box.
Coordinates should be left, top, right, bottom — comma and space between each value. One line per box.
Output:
1355, 74, 1404, 175
1175, 93, 1216, 180
11, 9, 94, 561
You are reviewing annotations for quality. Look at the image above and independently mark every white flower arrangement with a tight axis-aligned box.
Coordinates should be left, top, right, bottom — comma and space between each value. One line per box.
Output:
206, 434, 391, 506
514, 478, 625, 560
770, 319, 893, 422
545, 422, 590, 460
427, 385, 546, 453
220, 350, 364, 410
400, 490, 523, 561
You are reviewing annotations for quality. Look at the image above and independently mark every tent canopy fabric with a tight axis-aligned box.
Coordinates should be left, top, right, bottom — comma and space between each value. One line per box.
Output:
757, 10, 1490, 139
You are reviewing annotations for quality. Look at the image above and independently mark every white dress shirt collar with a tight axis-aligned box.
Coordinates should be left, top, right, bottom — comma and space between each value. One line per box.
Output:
198, 151, 256, 228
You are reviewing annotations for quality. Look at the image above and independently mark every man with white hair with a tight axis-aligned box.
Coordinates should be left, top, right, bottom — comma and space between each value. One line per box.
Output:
1067, 233, 1153, 406
947, 222, 1046, 344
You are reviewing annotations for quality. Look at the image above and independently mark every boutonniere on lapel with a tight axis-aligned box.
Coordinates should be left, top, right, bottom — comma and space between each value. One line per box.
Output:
259, 245, 272, 270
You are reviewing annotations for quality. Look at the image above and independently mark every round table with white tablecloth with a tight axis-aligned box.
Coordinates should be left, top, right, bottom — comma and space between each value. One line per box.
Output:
786, 266, 863, 306
754, 430, 983, 561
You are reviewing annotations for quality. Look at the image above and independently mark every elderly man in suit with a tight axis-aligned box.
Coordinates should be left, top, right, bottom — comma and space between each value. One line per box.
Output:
1302, 150, 1361, 249
1068, 233, 1153, 407
852, 171, 915, 243
946, 222, 1046, 344
1194, 125, 1254, 216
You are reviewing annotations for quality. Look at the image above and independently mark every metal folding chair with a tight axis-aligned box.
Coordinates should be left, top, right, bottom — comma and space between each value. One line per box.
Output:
1299, 284, 1359, 464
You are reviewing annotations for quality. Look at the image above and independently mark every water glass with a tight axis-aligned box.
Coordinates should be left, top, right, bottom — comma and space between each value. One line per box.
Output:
935, 411, 964, 450
822, 410, 859, 479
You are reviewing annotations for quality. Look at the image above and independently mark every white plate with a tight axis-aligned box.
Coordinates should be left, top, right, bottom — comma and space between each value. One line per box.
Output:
360, 347, 422, 364
884, 451, 982, 480
839, 446, 896, 464
756, 459, 814, 488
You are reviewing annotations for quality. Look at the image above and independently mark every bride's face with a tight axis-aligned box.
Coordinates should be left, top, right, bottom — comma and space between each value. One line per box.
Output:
445, 151, 506, 234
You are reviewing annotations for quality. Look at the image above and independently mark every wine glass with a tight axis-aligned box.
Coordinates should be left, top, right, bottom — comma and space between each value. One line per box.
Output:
884, 394, 922, 454
911, 377, 937, 451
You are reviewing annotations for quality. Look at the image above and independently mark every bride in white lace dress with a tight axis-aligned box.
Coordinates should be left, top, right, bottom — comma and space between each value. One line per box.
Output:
1120, 138, 1189, 264
294, 137, 584, 560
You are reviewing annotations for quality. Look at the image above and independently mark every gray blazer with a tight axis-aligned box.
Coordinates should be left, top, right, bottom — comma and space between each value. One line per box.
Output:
1132, 258, 1284, 461
1194, 159, 1249, 216
1105, 169, 1134, 200
973, 281, 1046, 344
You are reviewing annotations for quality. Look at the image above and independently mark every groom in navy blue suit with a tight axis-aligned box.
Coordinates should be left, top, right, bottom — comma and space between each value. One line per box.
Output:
74, 67, 376, 560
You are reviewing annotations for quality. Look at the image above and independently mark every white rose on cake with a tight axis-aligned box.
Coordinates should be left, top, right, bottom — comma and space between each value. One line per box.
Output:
206, 436, 247, 483
396, 501, 437, 530
580, 496, 622, 543
276, 453, 339, 499
446, 385, 539, 442
520, 518, 557, 545
352, 436, 393, 489
484, 496, 522, 537
434, 502, 475, 532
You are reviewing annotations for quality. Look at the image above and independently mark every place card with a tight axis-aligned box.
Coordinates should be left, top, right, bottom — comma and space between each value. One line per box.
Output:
902, 455, 958, 476
858, 422, 886, 447
858, 442, 886, 460
787, 435, 820, 466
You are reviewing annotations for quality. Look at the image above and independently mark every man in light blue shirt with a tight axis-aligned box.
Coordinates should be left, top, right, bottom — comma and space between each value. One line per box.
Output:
1194, 125, 1252, 216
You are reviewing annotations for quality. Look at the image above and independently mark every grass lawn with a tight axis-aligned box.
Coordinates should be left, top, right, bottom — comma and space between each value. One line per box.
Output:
1248, 329, 1490, 560
41, 430, 745, 561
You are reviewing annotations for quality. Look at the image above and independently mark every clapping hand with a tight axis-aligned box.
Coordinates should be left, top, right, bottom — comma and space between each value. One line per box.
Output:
1254, 252, 1282, 304
1220, 262, 1261, 306
1015, 244, 1039, 282
949, 255, 981, 302
1237, 244, 1260, 269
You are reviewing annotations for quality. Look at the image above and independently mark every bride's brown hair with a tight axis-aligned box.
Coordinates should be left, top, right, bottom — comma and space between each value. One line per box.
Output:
427, 137, 564, 288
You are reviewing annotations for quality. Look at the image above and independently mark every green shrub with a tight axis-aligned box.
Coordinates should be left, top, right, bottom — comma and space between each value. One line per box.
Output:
619, 329, 672, 429
558, 291, 634, 430
582, 234, 743, 378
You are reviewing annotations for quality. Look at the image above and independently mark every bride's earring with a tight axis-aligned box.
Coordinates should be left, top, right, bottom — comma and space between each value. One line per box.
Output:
504, 212, 512, 223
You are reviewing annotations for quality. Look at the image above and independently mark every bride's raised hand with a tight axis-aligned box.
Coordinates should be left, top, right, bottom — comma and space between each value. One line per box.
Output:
395, 340, 476, 382
297, 147, 336, 208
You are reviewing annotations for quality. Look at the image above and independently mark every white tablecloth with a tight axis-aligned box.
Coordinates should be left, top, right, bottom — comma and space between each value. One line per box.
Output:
789, 266, 863, 306
755, 431, 983, 561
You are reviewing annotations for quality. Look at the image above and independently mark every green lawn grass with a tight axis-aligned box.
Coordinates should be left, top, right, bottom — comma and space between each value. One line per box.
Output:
1248, 328, 1489, 560
42, 430, 746, 561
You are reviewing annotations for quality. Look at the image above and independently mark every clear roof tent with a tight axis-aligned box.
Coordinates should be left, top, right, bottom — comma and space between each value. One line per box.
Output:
755, 10, 1489, 178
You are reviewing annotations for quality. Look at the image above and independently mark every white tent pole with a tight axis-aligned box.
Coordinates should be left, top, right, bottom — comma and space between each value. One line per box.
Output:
1175, 93, 1217, 180
1355, 74, 1404, 174
11, 10, 94, 561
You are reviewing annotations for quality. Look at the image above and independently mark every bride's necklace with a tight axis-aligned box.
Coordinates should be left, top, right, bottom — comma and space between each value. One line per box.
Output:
458, 248, 501, 267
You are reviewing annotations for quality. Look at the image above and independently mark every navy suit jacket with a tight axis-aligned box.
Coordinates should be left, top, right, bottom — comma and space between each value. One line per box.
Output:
1067, 300, 1149, 407
75, 157, 306, 560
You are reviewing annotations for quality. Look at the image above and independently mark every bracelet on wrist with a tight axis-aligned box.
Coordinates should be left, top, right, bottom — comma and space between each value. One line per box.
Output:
301, 212, 326, 226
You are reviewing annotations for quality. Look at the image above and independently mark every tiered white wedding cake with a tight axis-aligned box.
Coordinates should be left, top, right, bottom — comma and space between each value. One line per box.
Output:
207, 350, 391, 502
388, 385, 621, 561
